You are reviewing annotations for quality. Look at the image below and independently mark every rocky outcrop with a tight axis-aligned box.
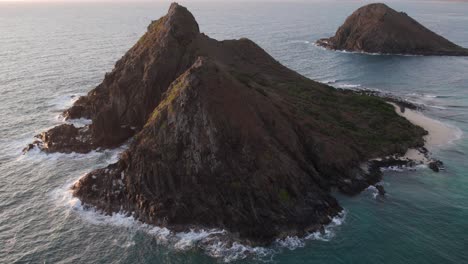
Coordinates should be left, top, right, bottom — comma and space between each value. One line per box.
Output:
30, 3, 428, 244
376, 185, 386, 196
429, 160, 444, 172
32, 3, 201, 153
317, 3, 468, 56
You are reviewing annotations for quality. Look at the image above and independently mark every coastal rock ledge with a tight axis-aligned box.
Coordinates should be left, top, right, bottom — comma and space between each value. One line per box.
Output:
317, 3, 468, 56
30, 3, 427, 244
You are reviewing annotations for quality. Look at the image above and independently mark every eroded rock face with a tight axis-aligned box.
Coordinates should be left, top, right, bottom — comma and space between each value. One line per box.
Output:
317, 3, 468, 56
37, 124, 93, 153
30, 3, 428, 244
73, 58, 344, 242
34, 3, 201, 153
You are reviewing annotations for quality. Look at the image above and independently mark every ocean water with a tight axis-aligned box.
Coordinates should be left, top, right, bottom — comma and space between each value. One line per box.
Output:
1, 1, 468, 263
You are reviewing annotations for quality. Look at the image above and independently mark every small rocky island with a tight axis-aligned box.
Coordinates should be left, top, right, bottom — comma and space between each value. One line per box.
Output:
29, 3, 428, 244
317, 3, 468, 56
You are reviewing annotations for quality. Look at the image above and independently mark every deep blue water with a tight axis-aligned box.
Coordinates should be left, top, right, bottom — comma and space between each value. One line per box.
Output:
0, 1, 467, 263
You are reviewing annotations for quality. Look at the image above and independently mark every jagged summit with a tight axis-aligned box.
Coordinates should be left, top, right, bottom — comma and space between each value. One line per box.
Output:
39, 3, 203, 152
162, 2, 199, 41
29, 3, 427, 244
317, 3, 468, 56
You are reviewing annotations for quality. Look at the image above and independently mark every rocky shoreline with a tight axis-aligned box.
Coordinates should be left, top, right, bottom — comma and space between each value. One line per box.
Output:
26, 3, 432, 245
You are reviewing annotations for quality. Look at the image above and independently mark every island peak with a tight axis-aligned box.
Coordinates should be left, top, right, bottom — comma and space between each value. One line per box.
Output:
317, 3, 468, 56
28, 3, 428, 244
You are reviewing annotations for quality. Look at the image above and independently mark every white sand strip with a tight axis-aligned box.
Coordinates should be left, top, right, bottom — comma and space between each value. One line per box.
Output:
389, 102, 462, 163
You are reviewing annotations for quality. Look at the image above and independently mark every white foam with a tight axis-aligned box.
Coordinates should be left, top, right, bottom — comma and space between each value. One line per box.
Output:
174, 229, 226, 250
305, 211, 347, 242
52, 100, 92, 127
273, 210, 347, 250
405, 98, 448, 110
314, 42, 429, 57
380, 166, 405, 172
366, 185, 379, 199
318, 77, 364, 89
376, 160, 430, 172
337, 48, 423, 57
336, 83, 361, 89
203, 240, 274, 263
275, 236, 305, 250
45, 136, 347, 264
17, 142, 126, 164
55, 115, 92, 128
427, 105, 448, 110
318, 79, 339, 85
51, 177, 348, 263
448, 125, 464, 145
49, 93, 84, 111
146, 226, 172, 245
406, 92, 443, 100
50, 179, 267, 262
289, 40, 311, 44
114, 240, 136, 248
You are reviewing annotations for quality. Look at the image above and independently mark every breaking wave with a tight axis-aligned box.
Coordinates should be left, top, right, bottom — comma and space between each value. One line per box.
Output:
49, 93, 83, 111
317, 79, 363, 89
51, 178, 347, 262
322, 79, 338, 84
17, 141, 126, 164
313, 42, 424, 57
336, 83, 362, 89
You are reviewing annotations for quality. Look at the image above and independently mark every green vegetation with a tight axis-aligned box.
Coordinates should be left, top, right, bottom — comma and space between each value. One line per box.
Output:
278, 189, 291, 203
279, 79, 427, 158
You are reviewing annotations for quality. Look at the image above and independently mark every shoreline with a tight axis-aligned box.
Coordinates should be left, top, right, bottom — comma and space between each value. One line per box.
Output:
389, 102, 461, 164
315, 41, 468, 57
44, 100, 457, 261
314, 41, 425, 57
53, 177, 346, 262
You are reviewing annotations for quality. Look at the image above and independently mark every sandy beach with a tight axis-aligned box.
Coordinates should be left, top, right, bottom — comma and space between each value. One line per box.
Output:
390, 102, 462, 163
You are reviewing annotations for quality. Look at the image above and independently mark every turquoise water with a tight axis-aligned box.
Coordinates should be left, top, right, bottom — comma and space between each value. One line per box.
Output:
0, 1, 467, 263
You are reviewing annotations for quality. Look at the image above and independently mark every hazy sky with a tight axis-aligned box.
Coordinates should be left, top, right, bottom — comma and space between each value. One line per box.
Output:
0, 0, 466, 2
0, 0, 462, 1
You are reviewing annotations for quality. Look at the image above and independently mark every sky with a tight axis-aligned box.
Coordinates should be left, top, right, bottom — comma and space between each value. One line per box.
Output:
0, 0, 466, 2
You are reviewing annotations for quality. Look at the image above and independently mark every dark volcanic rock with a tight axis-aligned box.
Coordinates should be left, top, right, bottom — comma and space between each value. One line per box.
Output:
33, 123, 134, 154
31, 3, 428, 244
429, 160, 444, 172
317, 3, 468, 56
31, 3, 201, 153
37, 124, 93, 153
376, 185, 386, 196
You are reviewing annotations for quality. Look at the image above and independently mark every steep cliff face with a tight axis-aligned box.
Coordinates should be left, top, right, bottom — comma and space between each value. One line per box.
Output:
317, 3, 468, 56
39, 4, 201, 153
31, 3, 427, 243
73, 57, 344, 242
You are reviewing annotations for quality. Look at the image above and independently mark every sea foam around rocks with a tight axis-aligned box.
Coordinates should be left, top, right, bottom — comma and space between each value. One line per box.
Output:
312, 42, 424, 57
50, 176, 347, 263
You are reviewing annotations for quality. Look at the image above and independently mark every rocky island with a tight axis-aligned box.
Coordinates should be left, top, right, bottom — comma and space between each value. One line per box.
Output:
317, 3, 468, 56
29, 3, 428, 244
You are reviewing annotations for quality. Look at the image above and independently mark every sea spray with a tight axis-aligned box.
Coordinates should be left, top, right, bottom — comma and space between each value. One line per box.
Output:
51, 177, 348, 263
